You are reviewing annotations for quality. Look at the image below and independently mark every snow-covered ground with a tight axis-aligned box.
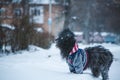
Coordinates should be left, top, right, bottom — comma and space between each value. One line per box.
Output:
0, 43, 120, 80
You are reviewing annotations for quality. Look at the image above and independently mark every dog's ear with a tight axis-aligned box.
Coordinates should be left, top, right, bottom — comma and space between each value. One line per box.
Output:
64, 28, 71, 32
65, 28, 75, 37
64, 27, 70, 30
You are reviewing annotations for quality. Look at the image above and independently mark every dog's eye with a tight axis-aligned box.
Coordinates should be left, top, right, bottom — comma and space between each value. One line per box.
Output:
61, 37, 63, 40
67, 34, 70, 37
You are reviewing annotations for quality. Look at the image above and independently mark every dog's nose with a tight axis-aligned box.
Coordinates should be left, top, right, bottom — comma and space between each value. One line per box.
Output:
55, 36, 59, 41
55, 38, 59, 42
55, 38, 58, 41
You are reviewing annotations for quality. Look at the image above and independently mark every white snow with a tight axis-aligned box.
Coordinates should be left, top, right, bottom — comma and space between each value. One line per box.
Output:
72, 16, 77, 20
0, 43, 120, 80
34, 27, 44, 33
12, 0, 21, 3
1, 24, 15, 30
29, 0, 56, 4
74, 32, 83, 35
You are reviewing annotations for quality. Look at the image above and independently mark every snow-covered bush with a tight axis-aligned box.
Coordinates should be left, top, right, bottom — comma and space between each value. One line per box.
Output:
31, 32, 53, 49
11, 16, 34, 52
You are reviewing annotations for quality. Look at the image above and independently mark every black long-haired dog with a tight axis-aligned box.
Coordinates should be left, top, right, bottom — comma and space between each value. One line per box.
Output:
56, 28, 113, 80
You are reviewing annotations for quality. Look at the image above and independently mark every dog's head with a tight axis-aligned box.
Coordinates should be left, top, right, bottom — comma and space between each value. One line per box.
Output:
55, 28, 76, 59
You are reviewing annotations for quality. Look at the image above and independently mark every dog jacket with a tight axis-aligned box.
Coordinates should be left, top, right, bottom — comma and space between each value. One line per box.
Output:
66, 43, 88, 74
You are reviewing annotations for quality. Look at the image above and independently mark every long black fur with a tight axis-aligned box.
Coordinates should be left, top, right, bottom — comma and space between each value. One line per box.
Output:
56, 28, 113, 80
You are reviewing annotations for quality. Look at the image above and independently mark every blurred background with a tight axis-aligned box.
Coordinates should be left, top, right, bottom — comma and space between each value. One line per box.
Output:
0, 0, 120, 52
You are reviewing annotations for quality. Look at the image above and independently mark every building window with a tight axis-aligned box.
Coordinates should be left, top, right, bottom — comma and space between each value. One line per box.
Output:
30, 6, 44, 24
0, 8, 5, 15
14, 8, 22, 16
31, 8, 41, 16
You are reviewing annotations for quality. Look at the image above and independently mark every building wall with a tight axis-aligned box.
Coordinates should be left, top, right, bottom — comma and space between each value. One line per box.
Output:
0, 3, 23, 25
1, 3, 64, 37
29, 4, 64, 36
43, 5, 64, 36
1, 4, 13, 24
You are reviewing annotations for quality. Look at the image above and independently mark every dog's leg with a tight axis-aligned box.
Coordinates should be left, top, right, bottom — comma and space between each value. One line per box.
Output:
91, 66, 100, 77
101, 68, 109, 80
101, 54, 113, 80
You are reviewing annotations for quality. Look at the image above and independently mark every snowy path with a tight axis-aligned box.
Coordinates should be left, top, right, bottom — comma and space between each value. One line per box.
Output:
0, 44, 120, 80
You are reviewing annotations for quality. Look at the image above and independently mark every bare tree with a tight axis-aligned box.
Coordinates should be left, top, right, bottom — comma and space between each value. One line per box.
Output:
11, 0, 34, 52
55, 0, 94, 43
55, 0, 120, 43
